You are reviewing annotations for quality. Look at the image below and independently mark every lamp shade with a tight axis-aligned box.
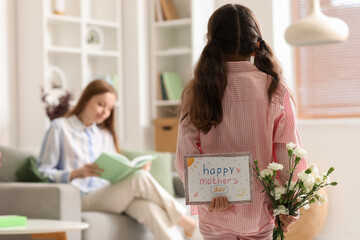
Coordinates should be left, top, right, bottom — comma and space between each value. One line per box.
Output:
285, 0, 349, 46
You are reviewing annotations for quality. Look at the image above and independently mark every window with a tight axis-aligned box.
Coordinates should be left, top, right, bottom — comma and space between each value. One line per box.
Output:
294, 0, 360, 118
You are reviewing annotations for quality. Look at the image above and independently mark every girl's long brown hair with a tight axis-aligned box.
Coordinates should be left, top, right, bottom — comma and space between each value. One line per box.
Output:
180, 4, 285, 134
65, 79, 120, 153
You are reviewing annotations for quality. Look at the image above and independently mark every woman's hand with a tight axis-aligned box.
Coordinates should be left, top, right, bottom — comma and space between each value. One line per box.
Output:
70, 163, 104, 181
142, 161, 152, 172
276, 214, 299, 233
208, 196, 229, 212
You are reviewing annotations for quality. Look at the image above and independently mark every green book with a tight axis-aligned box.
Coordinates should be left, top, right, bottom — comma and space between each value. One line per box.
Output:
111, 74, 118, 91
160, 75, 168, 100
0, 215, 27, 228
161, 72, 183, 100
95, 153, 156, 184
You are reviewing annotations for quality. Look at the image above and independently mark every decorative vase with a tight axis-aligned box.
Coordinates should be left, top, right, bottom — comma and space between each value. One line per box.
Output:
53, 0, 65, 15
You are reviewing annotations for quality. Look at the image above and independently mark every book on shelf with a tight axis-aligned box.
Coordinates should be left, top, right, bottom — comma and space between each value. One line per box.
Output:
154, 0, 164, 21
157, 72, 166, 100
95, 152, 156, 184
159, 74, 168, 100
159, 0, 179, 20
161, 72, 183, 100
0, 215, 27, 228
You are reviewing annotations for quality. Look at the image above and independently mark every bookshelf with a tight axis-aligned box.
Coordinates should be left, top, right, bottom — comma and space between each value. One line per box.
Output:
150, 0, 215, 150
17, 0, 123, 148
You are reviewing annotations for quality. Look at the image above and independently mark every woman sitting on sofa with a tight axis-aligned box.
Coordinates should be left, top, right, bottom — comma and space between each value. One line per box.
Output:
37, 79, 200, 240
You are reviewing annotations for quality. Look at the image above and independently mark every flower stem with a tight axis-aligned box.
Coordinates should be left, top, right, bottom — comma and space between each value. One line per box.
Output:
273, 215, 285, 240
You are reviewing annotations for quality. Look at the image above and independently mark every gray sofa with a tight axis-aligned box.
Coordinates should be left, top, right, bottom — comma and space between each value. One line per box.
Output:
0, 145, 186, 240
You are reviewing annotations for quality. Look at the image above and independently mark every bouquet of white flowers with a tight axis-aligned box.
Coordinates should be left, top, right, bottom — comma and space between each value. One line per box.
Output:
253, 143, 337, 240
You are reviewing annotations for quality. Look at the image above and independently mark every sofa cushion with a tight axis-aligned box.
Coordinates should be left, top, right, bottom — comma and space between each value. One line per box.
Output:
0, 146, 33, 182
15, 156, 49, 182
121, 150, 175, 196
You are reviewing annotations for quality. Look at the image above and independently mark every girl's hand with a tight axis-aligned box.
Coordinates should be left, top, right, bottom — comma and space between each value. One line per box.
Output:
70, 163, 104, 180
276, 214, 299, 233
208, 196, 229, 212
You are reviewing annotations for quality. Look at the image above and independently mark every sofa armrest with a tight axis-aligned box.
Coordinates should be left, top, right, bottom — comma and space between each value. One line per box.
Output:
0, 183, 81, 221
172, 172, 185, 198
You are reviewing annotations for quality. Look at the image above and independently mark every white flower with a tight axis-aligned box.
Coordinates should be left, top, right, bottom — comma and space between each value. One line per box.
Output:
303, 177, 315, 192
286, 142, 297, 150
287, 181, 298, 191
298, 172, 315, 192
303, 204, 310, 210
317, 194, 328, 205
314, 173, 323, 185
45, 95, 60, 106
294, 148, 307, 158
309, 163, 319, 174
260, 169, 273, 178
274, 186, 286, 200
298, 172, 310, 182
267, 162, 284, 171
273, 205, 289, 216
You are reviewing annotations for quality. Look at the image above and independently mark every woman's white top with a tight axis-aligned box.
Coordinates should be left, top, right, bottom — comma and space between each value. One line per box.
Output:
38, 115, 116, 196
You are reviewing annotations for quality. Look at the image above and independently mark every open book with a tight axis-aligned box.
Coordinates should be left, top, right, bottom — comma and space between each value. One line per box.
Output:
95, 152, 156, 184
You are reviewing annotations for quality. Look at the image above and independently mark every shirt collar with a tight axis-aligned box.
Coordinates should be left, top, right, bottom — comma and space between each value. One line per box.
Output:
69, 115, 97, 132
225, 61, 258, 73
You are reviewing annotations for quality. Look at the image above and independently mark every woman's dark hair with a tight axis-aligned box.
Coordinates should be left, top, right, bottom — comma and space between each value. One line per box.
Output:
65, 79, 120, 153
180, 4, 285, 134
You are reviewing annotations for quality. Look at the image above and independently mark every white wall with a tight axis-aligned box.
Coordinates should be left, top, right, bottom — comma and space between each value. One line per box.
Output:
0, 0, 17, 147
298, 119, 360, 240
121, 0, 151, 150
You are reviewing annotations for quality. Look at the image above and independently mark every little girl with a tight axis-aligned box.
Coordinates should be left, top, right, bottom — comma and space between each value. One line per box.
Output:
175, 4, 307, 240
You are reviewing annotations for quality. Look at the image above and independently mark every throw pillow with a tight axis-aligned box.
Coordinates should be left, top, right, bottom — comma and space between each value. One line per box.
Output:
0, 145, 35, 182
15, 156, 49, 182
121, 149, 175, 196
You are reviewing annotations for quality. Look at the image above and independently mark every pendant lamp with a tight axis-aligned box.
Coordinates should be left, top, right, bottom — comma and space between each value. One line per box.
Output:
285, 0, 349, 46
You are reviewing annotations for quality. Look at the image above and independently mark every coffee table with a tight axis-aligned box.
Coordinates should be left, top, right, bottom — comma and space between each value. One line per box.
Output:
0, 219, 89, 240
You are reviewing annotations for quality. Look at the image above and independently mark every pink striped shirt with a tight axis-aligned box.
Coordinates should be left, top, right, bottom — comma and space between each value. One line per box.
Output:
175, 61, 307, 235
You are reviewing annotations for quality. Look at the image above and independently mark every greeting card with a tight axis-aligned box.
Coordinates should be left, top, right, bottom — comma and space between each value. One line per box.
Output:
184, 152, 254, 205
